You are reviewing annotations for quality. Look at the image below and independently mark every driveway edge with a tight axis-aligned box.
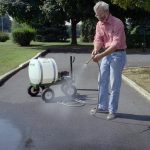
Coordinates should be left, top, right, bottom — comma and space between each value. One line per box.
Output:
122, 74, 150, 102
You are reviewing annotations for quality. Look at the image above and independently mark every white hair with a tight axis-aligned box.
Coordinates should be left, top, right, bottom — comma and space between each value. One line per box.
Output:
93, 1, 109, 13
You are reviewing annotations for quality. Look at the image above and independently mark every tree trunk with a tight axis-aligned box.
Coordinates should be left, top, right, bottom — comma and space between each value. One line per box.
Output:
71, 19, 77, 45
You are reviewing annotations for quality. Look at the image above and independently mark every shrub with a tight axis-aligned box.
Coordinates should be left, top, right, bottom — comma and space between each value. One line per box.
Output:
126, 33, 150, 48
126, 25, 150, 48
126, 34, 142, 48
12, 24, 36, 46
35, 26, 68, 42
0, 32, 9, 42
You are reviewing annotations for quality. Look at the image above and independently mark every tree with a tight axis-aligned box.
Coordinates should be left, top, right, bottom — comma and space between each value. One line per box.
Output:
111, 0, 150, 11
0, 0, 66, 25
81, 19, 96, 42
55, 0, 95, 45
0, 0, 42, 24
1, 0, 150, 45
0, 0, 67, 41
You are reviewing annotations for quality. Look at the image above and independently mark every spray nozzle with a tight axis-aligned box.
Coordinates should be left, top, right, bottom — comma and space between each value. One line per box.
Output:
85, 54, 97, 64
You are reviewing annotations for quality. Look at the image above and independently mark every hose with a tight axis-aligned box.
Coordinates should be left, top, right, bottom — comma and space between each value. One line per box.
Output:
90, 62, 101, 115
57, 97, 86, 107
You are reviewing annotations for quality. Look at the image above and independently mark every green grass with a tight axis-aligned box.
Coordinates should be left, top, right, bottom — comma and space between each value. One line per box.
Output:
0, 40, 68, 76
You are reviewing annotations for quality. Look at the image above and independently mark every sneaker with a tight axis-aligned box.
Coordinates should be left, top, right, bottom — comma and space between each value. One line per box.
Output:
97, 108, 108, 113
91, 107, 108, 114
107, 113, 116, 120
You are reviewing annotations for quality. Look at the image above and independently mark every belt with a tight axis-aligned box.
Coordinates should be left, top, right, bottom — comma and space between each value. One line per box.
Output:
115, 49, 125, 52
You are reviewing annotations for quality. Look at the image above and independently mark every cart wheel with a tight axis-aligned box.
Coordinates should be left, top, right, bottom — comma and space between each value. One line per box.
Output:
61, 84, 77, 97
42, 88, 55, 103
28, 86, 39, 97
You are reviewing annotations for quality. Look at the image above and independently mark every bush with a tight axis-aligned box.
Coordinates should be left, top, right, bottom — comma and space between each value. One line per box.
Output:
126, 33, 150, 48
126, 34, 142, 48
0, 32, 9, 42
126, 25, 150, 48
12, 24, 36, 46
35, 26, 68, 42
145, 35, 150, 47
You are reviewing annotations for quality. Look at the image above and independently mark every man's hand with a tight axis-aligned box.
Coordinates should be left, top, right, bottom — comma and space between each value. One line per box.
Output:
92, 49, 99, 56
91, 49, 99, 61
92, 53, 104, 62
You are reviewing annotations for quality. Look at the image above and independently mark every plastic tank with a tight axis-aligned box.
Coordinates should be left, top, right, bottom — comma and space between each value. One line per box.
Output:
28, 58, 58, 85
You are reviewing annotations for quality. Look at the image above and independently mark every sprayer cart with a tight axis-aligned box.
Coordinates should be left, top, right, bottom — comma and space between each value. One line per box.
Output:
27, 57, 77, 103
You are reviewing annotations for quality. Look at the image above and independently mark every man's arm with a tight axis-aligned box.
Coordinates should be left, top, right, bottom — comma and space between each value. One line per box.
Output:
92, 42, 102, 55
92, 45, 117, 62
92, 22, 104, 56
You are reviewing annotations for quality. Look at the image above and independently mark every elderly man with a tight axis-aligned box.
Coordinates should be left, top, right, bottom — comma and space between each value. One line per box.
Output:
91, 1, 127, 120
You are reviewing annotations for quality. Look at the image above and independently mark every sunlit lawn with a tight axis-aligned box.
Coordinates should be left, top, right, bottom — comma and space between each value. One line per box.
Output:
123, 67, 150, 92
0, 40, 68, 76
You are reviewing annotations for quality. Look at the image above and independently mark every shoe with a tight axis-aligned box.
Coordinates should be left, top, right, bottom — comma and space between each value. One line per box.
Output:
107, 113, 116, 120
91, 107, 108, 113
97, 108, 108, 113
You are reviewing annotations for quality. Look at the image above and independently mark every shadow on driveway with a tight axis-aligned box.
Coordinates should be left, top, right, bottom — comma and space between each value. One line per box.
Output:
117, 113, 150, 121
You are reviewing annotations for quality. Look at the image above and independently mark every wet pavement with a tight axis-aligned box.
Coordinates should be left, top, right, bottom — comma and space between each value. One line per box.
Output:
0, 119, 22, 150
0, 52, 150, 150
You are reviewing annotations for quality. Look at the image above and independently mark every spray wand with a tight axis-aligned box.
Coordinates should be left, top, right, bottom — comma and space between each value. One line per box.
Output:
85, 53, 98, 65
85, 57, 93, 64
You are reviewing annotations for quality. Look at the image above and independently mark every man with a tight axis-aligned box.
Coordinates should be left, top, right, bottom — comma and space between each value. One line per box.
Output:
91, 1, 127, 120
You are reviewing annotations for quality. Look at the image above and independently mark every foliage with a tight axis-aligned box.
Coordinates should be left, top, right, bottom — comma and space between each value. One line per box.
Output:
0, 0, 44, 24
35, 25, 69, 42
0, 32, 9, 42
111, 0, 150, 11
1, 0, 150, 46
81, 19, 96, 42
0, 0, 67, 43
12, 24, 36, 46
144, 1, 150, 11
126, 25, 150, 48
126, 34, 142, 48
54, 0, 95, 45
0, 0, 95, 45
0, 0, 65, 25
34, 0, 68, 42
40, 0, 66, 24
56, 0, 94, 21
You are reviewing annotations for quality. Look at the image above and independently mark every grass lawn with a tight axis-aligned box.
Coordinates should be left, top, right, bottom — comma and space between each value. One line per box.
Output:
123, 67, 150, 93
0, 40, 72, 76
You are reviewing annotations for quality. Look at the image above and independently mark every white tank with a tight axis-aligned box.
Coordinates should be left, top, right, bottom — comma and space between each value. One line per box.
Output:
28, 58, 58, 85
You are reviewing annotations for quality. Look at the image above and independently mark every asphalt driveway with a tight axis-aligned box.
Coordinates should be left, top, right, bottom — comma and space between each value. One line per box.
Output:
0, 52, 150, 150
